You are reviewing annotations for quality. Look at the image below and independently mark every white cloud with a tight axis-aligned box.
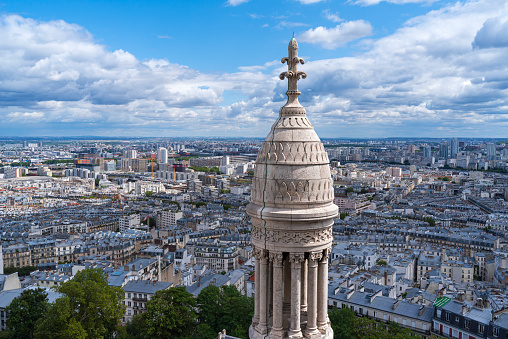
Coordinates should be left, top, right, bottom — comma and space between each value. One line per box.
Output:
292, 0, 508, 136
226, 0, 249, 6
351, 0, 439, 5
298, 20, 373, 49
2, 0, 508, 137
473, 17, 508, 49
322, 10, 342, 23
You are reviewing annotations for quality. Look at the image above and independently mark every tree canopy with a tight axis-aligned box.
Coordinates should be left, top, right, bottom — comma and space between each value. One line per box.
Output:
196, 285, 254, 339
329, 307, 431, 339
122, 287, 197, 339
6, 288, 49, 339
37, 268, 125, 339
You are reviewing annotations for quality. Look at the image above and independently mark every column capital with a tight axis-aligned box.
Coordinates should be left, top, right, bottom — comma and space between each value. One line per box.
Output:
289, 252, 305, 268
254, 248, 267, 262
269, 251, 284, 266
309, 251, 323, 263
320, 246, 332, 263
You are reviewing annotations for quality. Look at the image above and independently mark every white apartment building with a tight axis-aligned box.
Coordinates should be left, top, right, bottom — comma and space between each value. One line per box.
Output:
119, 214, 141, 232
135, 181, 165, 195
157, 211, 183, 228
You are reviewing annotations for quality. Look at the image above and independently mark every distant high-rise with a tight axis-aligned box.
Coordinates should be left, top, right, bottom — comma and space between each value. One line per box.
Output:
157, 147, 168, 163
450, 138, 459, 158
407, 144, 416, 154
487, 143, 496, 160
439, 142, 449, 159
124, 150, 137, 159
423, 144, 432, 158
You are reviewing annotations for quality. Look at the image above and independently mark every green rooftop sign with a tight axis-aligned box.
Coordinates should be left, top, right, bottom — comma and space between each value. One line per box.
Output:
434, 297, 452, 308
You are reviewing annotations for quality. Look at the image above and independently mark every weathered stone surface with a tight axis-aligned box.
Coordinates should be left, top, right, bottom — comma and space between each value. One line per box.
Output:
248, 37, 335, 339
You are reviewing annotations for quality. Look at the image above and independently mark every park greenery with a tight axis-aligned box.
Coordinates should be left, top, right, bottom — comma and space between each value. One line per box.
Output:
329, 307, 432, 339
2, 269, 424, 339
422, 216, 436, 227
4, 265, 37, 277
189, 166, 221, 174
122, 284, 253, 339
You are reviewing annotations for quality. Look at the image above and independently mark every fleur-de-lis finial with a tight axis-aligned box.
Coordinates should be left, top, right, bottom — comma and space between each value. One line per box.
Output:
279, 37, 307, 116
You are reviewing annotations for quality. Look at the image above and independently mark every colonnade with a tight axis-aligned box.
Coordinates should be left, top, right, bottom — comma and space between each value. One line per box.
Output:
252, 247, 331, 338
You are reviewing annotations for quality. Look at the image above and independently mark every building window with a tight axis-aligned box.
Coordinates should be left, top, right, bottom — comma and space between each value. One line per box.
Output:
455, 317, 459, 322
465, 319, 470, 329
494, 327, 499, 337
479, 324, 484, 334
445, 312, 450, 322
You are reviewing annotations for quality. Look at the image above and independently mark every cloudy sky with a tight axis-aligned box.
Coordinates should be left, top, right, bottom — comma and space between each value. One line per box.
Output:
0, 0, 507, 138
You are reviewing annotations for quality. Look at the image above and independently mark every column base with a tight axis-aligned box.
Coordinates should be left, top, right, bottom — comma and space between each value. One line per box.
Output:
304, 327, 322, 339
250, 324, 268, 339
268, 327, 285, 339
288, 329, 304, 339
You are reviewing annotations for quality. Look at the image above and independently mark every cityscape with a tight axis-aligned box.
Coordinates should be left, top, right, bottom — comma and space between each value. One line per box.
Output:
1, 0, 508, 339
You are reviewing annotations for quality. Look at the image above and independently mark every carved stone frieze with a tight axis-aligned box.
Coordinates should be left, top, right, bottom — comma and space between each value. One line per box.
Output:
250, 177, 334, 204
251, 226, 332, 246
256, 141, 329, 165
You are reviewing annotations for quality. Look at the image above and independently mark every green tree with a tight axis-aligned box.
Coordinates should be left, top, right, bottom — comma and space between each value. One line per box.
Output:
329, 307, 356, 339
120, 313, 148, 339
145, 191, 153, 197
4, 265, 37, 276
35, 297, 87, 339
422, 216, 436, 227
6, 288, 49, 339
41, 268, 125, 339
196, 285, 254, 339
143, 287, 197, 339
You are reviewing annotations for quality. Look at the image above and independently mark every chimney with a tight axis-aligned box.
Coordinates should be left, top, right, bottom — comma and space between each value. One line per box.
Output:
358, 285, 365, 292
477, 298, 484, 308
457, 292, 465, 302
346, 289, 354, 300
485, 298, 491, 309
418, 305, 425, 316
462, 304, 468, 315
393, 300, 399, 310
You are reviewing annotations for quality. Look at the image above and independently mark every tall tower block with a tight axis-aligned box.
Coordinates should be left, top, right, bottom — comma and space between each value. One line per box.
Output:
247, 38, 337, 339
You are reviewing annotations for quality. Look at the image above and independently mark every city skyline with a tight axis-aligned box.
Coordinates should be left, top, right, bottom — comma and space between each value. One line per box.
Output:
0, 0, 507, 138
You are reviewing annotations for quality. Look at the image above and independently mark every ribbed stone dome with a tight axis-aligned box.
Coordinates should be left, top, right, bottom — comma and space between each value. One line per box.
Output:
246, 38, 338, 253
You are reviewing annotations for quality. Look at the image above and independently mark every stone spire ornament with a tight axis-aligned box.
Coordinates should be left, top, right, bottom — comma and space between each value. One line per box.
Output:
247, 37, 337, 339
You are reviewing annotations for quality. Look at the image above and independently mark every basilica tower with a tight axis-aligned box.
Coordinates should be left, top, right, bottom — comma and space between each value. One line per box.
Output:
247, 38, 337, 339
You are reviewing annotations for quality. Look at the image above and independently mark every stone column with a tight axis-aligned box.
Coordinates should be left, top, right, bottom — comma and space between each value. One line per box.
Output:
284, 256, 291, 305
289, 253, 304, 338
268, 260, 273, 314
252, 247, 260, 326
317, 247, 331, 332
269, 252, 284, 338
256, 250, 269, 335
305, 251, 322, 337
301, 257, 308, 312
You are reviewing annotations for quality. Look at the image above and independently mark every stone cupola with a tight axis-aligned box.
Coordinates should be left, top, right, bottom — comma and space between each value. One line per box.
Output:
248, 37, 337, 339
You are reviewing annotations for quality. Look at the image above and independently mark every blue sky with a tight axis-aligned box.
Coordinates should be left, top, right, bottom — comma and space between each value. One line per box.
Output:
0, 0, 507, 138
